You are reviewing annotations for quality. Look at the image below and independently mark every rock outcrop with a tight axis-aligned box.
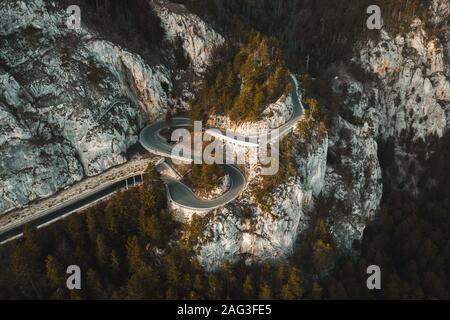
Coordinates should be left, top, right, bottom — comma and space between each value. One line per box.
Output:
0, 0, 222, 214
196, 100, 384, 267
323, 117, 382, 250
320, 0, 449, 249
151, 0, 225, 74
332, 3, 449, 194
198, 128, 329, 270
0, 0, 168, 213
207, 88, 295, 136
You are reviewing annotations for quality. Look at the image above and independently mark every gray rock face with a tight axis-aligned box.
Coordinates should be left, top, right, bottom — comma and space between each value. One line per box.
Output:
355, 26, 449, 141
323, 2, 449, 249
332, 8, 449, 193
196, 107, 384, 268
336, 0, 450, 143
0, 0, 225, 214
198, 131, 329, 270
323, 117, 382, 251
151, 0, 225, 74
0, 0, 170, 213
0, 68, 84, 213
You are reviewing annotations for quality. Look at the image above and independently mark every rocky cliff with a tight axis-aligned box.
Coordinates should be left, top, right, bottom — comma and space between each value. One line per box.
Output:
3, 0, 446, 273
198, 128, 329, 270
195, 82, 383, 269
332, 0, 449, 194
0, 0, 222, 214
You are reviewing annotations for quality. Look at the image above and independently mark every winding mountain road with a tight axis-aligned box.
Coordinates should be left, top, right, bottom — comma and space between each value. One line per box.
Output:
0, 75, 303, 244
140, 119, 247, 211
139, 75, 303, 211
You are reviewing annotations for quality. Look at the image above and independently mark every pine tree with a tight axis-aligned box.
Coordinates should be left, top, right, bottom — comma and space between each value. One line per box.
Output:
221, 261, 235, 299
181, 273, 192, 299
281, 267, 304, 300
310, 282, 323, 299
86, 269, 105, 299
243, 275, 254, 299
140, 164, 165, 210
45, 255, 62, 288
258, 283, 272, 300
126, 236, 144, 273
10, 244, 35, 286
207, 274, 219, 299
275, 263, 286, 292
95, 233, 108, 266
110, 250, 120, 274
86, 211, 97, 242
312, 240, 335, 273
193, 274, 204, 297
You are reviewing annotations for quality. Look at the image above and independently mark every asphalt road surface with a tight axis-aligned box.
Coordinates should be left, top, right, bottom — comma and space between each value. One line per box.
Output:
0, 175, 143, 244
140, 118, 246, 210
139, 75, 303, 210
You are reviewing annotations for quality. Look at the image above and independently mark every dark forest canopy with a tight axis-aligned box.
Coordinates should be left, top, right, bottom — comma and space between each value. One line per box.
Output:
0, 131, 449, 299
0, 164, 307, 300
176, 0, 442, 74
